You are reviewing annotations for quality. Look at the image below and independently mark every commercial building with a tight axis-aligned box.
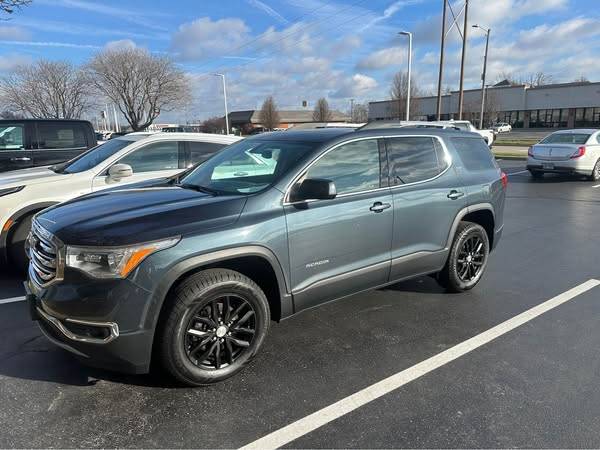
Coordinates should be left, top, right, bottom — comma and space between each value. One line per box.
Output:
369, 80, 600, 129
228, 109, 350, 133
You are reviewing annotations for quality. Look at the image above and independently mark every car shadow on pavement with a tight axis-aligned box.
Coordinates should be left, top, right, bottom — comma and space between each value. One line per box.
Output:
382, 275, 448, 294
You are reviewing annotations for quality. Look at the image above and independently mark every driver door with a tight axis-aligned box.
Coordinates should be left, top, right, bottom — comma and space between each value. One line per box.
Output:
91, 141, 185, 191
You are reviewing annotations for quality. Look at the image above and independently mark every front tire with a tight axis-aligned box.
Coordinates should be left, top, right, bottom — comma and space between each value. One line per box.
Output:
157, 269, 270, 386
7, 214, 33, 273
437, 221, 490, 293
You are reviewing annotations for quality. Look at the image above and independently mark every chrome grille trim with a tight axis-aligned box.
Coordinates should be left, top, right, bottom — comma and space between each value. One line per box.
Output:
27, 219, 64, 288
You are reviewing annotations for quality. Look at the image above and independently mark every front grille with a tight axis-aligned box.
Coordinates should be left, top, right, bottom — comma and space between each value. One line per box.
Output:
28, 220, 59, 287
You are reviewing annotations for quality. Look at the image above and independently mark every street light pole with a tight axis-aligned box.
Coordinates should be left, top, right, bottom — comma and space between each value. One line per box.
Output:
399, 31, 412, 121
212, 73, 229, 135
473, 25, 490, 129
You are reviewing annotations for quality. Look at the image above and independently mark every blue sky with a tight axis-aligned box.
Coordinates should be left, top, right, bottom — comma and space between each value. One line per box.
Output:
0, 0, 598, 122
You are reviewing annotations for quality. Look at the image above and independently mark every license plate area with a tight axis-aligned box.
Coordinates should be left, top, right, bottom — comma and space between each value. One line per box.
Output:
543, 163, 554, 170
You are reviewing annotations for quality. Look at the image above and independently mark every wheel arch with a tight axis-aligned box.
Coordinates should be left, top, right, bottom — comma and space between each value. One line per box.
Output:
150, 246, 292, 332
446, 203, 495, 250
0, 202, 58, 265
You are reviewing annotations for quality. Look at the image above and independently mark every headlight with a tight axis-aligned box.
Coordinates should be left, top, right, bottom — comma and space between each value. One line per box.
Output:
65, 237, 180, 279
0, 186, 25, 197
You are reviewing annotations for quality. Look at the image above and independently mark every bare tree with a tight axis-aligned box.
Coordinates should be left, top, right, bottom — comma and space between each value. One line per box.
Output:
87, 48, 190, 131
259, 96, 280, 131
0, 0, 30, 16
574, 75, 589, 83
313, 97, 332, 122
199, 116, 226, 134
390, 71, 420, 120
497, 71, 553, 87
0, 60, 93, 119
351, 102, 368, 123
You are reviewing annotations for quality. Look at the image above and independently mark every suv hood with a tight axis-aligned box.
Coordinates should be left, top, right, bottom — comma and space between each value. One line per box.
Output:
37, 186, 247, 246
0, 166, 68, 188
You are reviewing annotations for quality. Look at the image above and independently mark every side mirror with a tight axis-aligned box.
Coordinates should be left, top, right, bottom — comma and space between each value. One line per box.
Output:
108, 163, 133, 181
289, 178, 336, 202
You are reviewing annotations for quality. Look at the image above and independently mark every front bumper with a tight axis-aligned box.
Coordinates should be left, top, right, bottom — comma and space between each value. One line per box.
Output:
26, 273, 156, 375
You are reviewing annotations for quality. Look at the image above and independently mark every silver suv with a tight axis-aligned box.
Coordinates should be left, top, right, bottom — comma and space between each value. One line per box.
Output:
27, 127, 507, 385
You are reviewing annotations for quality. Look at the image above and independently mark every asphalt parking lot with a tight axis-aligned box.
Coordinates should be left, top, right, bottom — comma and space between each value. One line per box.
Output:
2, 159, 600, 448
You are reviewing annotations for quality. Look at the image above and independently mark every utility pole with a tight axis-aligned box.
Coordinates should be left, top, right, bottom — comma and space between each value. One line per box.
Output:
457, 0, 469, 119
350, 98, 354, 121
212, 73, 229, 135
399, 31, 412, 121
112, 104, 120, 133
436, 0, 448, 120
473, 25, 490, 129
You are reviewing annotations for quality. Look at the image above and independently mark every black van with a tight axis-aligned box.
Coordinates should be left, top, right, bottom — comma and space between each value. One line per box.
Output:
0, 119, 97, 172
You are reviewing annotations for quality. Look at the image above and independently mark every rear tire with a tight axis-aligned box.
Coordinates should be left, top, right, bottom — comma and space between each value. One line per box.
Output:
587, 159, 600, 181
157, 269, 270, 386
7, 214, 33, 274
437, 221, 490, 293
529, 170, 544, 179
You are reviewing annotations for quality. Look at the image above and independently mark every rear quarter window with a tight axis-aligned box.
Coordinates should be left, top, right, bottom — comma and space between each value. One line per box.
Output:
451, 137, 498, 171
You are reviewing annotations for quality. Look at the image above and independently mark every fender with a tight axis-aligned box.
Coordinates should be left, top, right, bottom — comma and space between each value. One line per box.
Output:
0, 202, 59, 265
145, 245, 293, 333
445, 202, 495, 250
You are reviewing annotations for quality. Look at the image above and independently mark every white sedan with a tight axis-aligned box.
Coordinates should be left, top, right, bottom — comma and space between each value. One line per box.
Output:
0, 132, 241, 269
493, 123, 512, 133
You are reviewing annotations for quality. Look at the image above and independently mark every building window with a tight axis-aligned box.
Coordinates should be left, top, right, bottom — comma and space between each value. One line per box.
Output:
529, 108, 569, 128
575, 108, 600, 127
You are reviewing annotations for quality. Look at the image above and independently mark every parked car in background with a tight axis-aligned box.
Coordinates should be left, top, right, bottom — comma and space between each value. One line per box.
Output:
492, 122, 512, 133
0, 132, 241, 270
527, 129, 600, 180
26, 127, 506, 386
443, 120, 496, 147
0, 119, 96, 173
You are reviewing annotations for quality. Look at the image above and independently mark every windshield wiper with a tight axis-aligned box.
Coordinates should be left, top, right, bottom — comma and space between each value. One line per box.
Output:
177, 183, 220, 196
50, 164, 67, 174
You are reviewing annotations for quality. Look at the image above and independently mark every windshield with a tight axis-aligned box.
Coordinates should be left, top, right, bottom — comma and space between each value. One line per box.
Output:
58, 138, 132, 174
540, 133, 591, 145
180, 139, 317, 195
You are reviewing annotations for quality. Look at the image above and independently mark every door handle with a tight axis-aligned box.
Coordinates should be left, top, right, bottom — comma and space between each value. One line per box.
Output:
10, 157, 31, 162
447, 190, 464, 200
370, 202, 391, 213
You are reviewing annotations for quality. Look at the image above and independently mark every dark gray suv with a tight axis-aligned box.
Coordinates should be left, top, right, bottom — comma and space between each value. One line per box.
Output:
26, 128, 507, 385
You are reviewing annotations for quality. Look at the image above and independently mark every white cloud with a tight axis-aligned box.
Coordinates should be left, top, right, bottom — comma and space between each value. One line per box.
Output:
171, 17, 251, 61
332, 73, 378, 98
357, 46, 406, 70
104, 39, 137, 51
360, 0, 422, 31
246, 0, 289, 24
0, 26, 30, 41
0, 53, 32, 72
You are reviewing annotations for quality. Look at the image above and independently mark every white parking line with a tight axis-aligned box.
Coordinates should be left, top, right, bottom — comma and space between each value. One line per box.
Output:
507, 170, 529, 176
241, 279, 600, 450
0, 296, 26, 305
592, 184, 600, 188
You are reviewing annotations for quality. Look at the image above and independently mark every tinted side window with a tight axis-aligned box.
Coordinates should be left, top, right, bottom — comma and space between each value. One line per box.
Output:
451, 137, 497, 171
37, 123, 86, 149
596, 134, 600, 145
386, 137, 447, 184
0, 124, 24, 150
189, 141, 226, 164
119, 141, 180, 173
306, 139, 381, 194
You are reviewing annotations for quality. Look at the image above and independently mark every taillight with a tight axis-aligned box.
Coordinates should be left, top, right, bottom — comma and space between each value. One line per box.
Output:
501, 171, 508, 189
571, 146, 586, 158
528, 146, 534, 157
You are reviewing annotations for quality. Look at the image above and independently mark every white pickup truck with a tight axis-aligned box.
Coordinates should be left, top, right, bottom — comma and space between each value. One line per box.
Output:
443, 120, 496, 147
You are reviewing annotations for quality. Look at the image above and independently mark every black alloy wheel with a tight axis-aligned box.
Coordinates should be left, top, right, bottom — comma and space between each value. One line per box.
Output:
456, 235, 485, 282
158, 268, 270, 386
184, 294, 256, 370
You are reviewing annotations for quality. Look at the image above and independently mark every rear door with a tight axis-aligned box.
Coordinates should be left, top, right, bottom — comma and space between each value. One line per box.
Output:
385, 136, 466, 280
0, 122, 33, 172
32, 121, 90, 167
285, 137, 393, 312
91, 140, 185, 190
